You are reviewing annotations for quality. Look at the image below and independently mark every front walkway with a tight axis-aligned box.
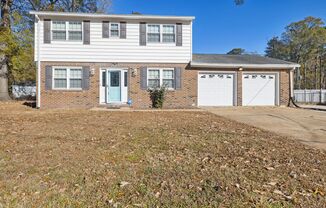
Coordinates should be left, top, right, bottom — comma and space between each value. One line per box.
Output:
205, 107, 326, 150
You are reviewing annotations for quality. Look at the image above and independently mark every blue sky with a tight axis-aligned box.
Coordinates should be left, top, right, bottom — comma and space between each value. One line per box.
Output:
113, 0, 326, 55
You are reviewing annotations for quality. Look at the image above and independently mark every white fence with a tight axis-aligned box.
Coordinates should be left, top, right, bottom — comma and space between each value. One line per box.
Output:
294, 89, 326, 103
12, 85, 36, 99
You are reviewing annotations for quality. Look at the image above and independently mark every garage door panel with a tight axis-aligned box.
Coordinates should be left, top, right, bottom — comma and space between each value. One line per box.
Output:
242, 74, 277, 106
198, 73, 235, 106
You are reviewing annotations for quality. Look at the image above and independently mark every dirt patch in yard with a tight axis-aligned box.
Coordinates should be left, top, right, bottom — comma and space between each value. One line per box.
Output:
0, 102, 325, 207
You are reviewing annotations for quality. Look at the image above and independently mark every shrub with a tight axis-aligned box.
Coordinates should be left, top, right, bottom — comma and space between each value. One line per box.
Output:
148, 86, 166, 108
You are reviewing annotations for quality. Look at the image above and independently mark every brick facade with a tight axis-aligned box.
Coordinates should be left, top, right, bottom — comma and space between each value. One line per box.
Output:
39, 61, 290, 109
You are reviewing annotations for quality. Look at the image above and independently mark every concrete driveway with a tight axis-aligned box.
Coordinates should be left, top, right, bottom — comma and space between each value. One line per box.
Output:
205, 107, 326, 150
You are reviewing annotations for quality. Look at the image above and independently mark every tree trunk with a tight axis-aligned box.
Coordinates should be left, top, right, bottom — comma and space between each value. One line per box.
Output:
0, 48, 10, 100
0, 0, 12, 101
72, 0, 75, 11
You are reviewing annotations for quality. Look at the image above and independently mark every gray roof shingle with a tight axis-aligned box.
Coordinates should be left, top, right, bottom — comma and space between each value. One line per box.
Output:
192, 54, 298, 65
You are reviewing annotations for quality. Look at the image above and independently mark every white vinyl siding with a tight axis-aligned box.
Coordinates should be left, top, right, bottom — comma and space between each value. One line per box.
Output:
35, 18, 192, 63
53, 67, 82, 89
147, 68, 174, 89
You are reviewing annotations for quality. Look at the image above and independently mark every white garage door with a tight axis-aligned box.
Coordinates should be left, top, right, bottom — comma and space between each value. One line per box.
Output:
198, 73, 235, 106
242, 73, 277, 106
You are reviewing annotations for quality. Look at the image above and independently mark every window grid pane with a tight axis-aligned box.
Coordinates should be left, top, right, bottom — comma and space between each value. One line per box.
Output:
148, 34, 160, 42
111, 24, 119, 30
110, 30, 119, 37
69, 22, 82, 31
148, 79, 160, 88
70, 69, 82, 78
110, 23, 119, 37
148, 70, 160, 79
163, 70, 174, 79
70, 79, 82, 88
147, 25, 160, 43
148, 25, 160, 33
53, 21, 66, 30
54, 79, 67, 88
163, 34, 175, 43
69, 31, 82, 40
163, 79, 174, 88
54, 69, 67, 78
163, 25, 175, 34
52, 31, 66, 40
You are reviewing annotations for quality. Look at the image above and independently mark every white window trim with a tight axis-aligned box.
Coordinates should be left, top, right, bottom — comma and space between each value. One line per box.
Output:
51, 21, 83, 42
146, 24, 176, 44
147, 68, 175, 90
110, 22, 120, 38
52, 66, 83, 90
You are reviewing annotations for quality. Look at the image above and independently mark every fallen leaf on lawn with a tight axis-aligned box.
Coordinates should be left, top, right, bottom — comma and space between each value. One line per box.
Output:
265, 166, 275, 171
119, 181, 130, 188
267, 182, 277, 186
314, 188, 325, 196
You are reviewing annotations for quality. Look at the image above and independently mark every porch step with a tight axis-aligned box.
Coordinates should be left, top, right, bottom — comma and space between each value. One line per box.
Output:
99, 104, 130, 110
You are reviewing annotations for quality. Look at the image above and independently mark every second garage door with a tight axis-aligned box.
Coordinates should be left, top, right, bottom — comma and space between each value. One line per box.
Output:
198, 72, 235, 106
242, 73, 278, 106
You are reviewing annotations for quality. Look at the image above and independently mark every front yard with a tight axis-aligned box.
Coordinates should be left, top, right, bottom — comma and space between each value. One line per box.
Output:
0, 102, 325, 207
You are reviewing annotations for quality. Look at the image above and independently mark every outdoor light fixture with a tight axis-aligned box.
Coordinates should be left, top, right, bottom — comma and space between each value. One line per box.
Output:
131, 68, 138, 77
90, 68, 95, 76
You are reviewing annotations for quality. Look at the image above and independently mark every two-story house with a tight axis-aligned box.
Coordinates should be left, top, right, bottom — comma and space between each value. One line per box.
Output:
30, 11, 299, 109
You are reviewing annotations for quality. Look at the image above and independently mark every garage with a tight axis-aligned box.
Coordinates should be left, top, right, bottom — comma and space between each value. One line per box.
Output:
198, 72, 235, 106
242, 73, 278, 106
192, 54, 300, 107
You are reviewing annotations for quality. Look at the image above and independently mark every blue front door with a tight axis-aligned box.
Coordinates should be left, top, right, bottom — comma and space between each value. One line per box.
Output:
107, 71, 121, 103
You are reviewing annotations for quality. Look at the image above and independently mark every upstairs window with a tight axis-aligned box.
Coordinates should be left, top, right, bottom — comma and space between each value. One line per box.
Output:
68, 22, 82, 41
147, 24, 176, 43
110, 23, 119, 37
52, 21, 66, 40
52, 21, 82, 41
162, 25, 175, 43
147, 25, 160, 43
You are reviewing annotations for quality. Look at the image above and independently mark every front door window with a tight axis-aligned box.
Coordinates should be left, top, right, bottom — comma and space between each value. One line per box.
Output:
107, 71, 121, 103
110, 71, 120, 87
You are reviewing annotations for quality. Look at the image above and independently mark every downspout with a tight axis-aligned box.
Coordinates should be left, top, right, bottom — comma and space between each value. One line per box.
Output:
36, 15, 41, 108
289, 67, 300, 108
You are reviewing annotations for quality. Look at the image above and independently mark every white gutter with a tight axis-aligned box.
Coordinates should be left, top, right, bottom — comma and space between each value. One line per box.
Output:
29, 11, 195, 21
36, 15, 41, 108
190, 62, 301, 69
